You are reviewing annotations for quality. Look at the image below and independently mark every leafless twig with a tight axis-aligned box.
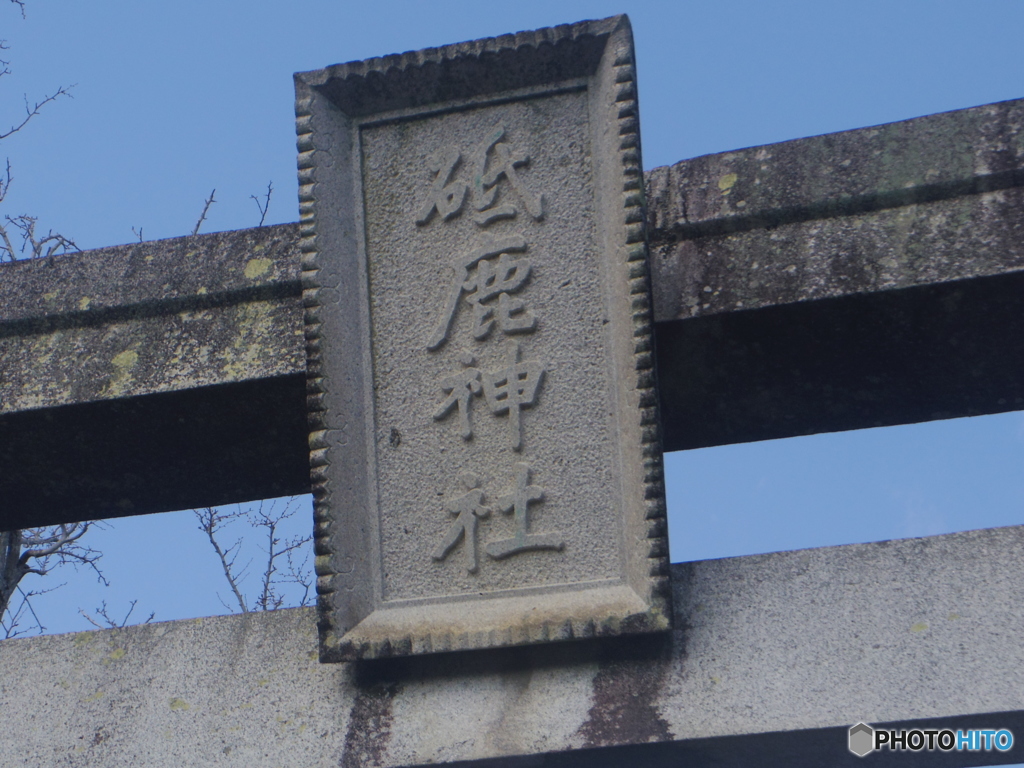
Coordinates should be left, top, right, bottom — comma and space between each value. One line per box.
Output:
1, 213, 79, 260
131, 226, 144, 242
250, 181, 273, 227
2, 583, 61, 638
0, 84, 74, 142
0, 41, 11, 79
1, 523, 107, 636
195, 506, 249, 613
0, 18, 77, 263
79, 599, 155, 630
196, 498, 313, 614
192, 188, 216, 236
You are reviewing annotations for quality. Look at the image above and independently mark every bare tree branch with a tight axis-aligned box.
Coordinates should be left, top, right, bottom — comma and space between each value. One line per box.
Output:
79, 599, 155, 630
0, 83, 74, 142
192, 188, 216, 236
196, 498, 312, 614
1, 522, 108, 635
0, 213, 79, 260
131, 226, 143, 242
0, 15, 77, 263
195, 507, 249, 613
1, 583, 60, 639
250, 181, 273, 227
0, 41, 11, 80
0, 0, 123, 640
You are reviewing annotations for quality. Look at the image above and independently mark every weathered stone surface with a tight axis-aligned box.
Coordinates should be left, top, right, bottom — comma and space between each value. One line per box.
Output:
0, 223, 302, 413
0, 225, 308, 528
649, 96, 1024, 450
3, 98, 1021, 415
646, 96, 1024, 320
3, 526, 1023, 767
295, 16, 669, 660
3, 98, 1023, 526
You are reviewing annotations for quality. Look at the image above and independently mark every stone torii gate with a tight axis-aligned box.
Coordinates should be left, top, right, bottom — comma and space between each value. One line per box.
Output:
2, 15, 1024, 768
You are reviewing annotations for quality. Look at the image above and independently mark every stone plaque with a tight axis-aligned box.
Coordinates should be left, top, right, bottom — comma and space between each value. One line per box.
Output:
295, 15, 670, 661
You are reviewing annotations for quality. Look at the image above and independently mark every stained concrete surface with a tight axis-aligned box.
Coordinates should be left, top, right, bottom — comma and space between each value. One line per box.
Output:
2, 526, 1022, 767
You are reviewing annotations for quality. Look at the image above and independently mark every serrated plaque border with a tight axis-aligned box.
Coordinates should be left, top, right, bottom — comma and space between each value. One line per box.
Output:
295, 14, 670, 662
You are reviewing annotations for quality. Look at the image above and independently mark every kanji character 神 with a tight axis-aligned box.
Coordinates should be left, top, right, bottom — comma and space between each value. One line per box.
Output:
432, 343, 546, 448
481, 342, 545, 452
432, 472, 491, 574
432, 353, 482, 439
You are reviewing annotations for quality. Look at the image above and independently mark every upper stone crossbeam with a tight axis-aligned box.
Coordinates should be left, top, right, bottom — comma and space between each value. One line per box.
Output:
0, 97, 1021, 530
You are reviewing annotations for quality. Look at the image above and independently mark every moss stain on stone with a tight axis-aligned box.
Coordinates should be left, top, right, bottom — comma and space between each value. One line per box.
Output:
244, 257, 273, 279
73, 632, 96, 647
103, 347, 141, 398
112, 349, 139, 370
220, 300, 279, 382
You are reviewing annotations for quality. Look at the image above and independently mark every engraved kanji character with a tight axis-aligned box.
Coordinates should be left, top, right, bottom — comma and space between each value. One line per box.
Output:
464, 253, 536, 341
426, 236, 529, 350
432, 472, 491, 574
486, 463, 563, 560
481, 342, 545, 452
432, 352, 482, 439
470, 126, 544, 227
416, 146, 467, 225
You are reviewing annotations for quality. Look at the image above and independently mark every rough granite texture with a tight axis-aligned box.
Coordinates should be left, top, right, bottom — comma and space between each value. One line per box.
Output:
646, 96, 1024, 320
2, 526, 1022, 767
0, 224, 303, 414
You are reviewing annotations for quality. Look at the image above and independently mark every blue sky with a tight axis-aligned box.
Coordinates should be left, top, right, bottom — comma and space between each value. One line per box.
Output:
3, 1, 1024, 640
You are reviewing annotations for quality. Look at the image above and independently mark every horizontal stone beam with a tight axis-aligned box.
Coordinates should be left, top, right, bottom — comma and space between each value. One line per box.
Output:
3, 525, 1023, 767
2, 97, 1022, 527
646, 97, 1024, 321
0, 224, 304, 413
0, 225, 309, 528
649, 96, 1024, 451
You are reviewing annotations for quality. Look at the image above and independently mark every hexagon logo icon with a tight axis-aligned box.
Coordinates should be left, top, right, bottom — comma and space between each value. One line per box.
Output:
849, 722, 875, 757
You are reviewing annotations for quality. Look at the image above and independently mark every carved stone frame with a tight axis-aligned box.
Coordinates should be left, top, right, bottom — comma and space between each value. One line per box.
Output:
295, 15, 670, 662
